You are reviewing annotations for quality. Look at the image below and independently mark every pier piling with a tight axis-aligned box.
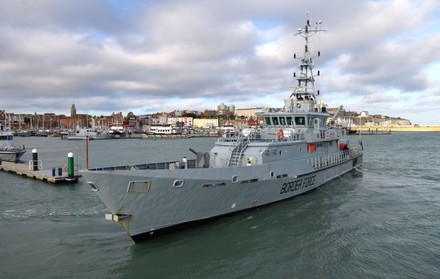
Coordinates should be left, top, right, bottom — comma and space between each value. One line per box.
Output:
32, 149, 38, 171
67, 152, 74, 178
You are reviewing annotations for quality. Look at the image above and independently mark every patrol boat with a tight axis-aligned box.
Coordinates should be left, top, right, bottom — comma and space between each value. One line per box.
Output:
81, 18, 363, 242
0, 124, 26, 162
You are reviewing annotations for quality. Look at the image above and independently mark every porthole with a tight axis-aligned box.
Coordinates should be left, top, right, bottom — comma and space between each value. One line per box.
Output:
231, 175, 239, 183
173, 179, 184, 188
87, 181, 99, 192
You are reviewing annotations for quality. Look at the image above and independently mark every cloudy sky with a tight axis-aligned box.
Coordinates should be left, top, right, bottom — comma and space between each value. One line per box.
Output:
1, 0, 439, 125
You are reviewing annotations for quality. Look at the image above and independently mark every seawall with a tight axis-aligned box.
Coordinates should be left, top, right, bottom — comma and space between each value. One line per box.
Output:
348, 125, 440, 133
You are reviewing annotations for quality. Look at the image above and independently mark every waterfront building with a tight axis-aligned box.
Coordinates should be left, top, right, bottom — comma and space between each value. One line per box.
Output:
59, 114, 90, 129
203, 110, 217, 118
235, 107, 264, 119
217, 103, 235, 118
168, 117, 193, 127
158, 113, 168, 125
193, 118, 218, 128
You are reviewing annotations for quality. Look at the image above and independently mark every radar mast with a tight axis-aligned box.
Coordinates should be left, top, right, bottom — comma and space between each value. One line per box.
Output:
286, 14, 326, 113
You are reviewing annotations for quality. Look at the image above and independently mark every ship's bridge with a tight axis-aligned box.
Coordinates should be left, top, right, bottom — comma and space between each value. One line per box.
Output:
263, 112, 328, 129
263, 111, 330, 142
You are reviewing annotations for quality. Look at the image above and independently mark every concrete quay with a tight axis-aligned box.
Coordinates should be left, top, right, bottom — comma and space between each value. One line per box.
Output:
348, 125, 440, 133
0, 160, 79, 184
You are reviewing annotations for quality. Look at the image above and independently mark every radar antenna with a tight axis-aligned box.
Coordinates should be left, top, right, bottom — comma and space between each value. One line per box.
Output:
288, 14, 326, 113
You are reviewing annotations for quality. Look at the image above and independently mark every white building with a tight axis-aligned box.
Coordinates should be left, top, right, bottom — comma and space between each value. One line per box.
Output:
193, 118, 219, 128
235, 107, 264, 119
168, 117, 193, 127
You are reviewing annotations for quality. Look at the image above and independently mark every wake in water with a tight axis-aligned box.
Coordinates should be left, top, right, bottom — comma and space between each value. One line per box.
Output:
354, 165, 367, 173
336, 166, 365, 182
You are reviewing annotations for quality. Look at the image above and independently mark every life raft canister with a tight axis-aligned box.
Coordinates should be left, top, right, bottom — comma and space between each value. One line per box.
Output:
339, 143, 347, 150
277, 129, 284, 140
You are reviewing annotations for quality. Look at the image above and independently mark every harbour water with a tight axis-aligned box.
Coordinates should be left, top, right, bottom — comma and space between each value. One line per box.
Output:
1, 133, 439, 278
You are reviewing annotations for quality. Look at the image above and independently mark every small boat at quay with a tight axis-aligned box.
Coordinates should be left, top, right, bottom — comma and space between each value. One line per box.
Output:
109, 124, 126, 137
62, 128, 114, 140
0, 124, 26, 162
81, 17, 364, 242
148, 124, 182, 136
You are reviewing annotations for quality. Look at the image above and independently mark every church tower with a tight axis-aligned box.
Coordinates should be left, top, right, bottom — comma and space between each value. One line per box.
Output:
71, 104, 77, 117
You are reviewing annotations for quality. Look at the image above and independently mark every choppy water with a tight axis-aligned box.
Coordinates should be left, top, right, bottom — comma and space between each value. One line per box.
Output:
1, 133, 439, 279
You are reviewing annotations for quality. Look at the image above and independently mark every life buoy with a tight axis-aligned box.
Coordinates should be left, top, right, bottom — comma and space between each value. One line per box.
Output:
277, 130, 284, 140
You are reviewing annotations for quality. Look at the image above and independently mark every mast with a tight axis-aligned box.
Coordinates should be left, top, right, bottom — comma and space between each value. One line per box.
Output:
287, 15, 326, 113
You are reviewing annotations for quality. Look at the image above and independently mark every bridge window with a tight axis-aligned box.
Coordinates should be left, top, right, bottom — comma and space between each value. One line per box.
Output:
314, 118, 319, 127
279, 117, 286, 125
286, 117, 293, 125
265, 117, 272, 126
272, 117, 279, 125
309, 117, 315, 127
295, 117, 305, 126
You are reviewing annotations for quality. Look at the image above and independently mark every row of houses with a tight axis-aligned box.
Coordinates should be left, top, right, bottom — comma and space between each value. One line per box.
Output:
1, 104, 410, 132
0, 105, 265, 132
327, 108, 411, 127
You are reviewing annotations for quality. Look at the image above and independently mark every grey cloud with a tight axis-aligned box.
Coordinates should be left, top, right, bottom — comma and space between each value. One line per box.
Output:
0, 0, 439, 125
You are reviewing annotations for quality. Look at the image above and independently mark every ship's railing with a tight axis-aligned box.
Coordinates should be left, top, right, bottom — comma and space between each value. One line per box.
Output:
28, 159, 43, 170
220, 132, 264, 143
307, 146, 363, 170
349, 145, 363, 158
219, 131, 305, 143
1, 141, 24, 151
90, 159, 198, 171
282, 133, 305, 141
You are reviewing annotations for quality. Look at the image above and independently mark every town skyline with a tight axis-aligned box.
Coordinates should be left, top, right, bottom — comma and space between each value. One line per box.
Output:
1, 101, 413, 133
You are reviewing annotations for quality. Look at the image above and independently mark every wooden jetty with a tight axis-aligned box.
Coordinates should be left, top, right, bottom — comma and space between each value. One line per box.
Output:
0, 161, 80, 184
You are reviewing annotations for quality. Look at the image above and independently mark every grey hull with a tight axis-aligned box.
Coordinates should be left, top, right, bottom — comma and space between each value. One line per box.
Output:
81, 153, 362, 241
0, 150, 26, 162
